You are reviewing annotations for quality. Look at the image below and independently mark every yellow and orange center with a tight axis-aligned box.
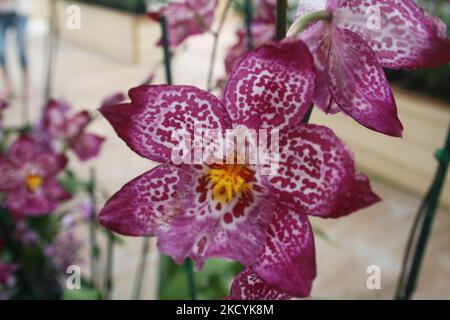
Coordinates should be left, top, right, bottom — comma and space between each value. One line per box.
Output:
207, 164, 254, 204
25, 174, 43, 192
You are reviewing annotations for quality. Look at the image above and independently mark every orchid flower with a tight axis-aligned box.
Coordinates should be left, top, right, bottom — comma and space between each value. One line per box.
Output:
0, 262, 17, 300
40, 100, 104, 161
150, 0, 218, 47
289, 0, 450, 137
0, 135, 69, 217
99, 40, 379, 298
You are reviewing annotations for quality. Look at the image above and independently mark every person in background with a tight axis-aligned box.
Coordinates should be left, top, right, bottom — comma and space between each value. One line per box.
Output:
0, 0, 30, 101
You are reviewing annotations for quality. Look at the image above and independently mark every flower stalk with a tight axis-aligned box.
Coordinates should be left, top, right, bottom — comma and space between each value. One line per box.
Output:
287, 10, 332, 37
207, 0, 233, 91
275, 0, 287, 40
396, 121, 450, 300
244, 0, 254, 51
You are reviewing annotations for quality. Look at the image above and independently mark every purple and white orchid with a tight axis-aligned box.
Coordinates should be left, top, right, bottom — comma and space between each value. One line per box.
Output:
98, 40, 380, 299
290, 0, 450, 137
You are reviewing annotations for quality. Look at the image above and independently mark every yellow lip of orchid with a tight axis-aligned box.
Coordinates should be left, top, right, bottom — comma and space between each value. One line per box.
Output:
207, 164, 253, 204
25, 174, 43, 192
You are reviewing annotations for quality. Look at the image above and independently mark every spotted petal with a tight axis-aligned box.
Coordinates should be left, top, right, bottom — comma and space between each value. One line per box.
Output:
100, 85, 231, 164
253, 207, 316, 297
267, 124, 381, 218
99, 164, 275, 268
334, 0, 450, 69
299, 22, 338, 114
328, 27, 403, 137
98, 164, 193, 237
228, 268, 291, 300
224, 40, 316, 130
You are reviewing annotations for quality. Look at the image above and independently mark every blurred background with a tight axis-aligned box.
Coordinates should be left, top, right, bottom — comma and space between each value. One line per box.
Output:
1, 0, 449, 299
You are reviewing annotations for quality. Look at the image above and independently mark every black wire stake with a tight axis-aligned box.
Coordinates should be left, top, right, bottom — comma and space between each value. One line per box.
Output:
160, 15, 173, 85
275, 0, 287, 41
395, 121, 450, 300
244, 0, 254, 52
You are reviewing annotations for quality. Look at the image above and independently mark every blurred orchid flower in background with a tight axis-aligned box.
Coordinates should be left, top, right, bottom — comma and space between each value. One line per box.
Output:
0, 135, 69, 217
149, 0, 218, 47
38, 100, 105, 161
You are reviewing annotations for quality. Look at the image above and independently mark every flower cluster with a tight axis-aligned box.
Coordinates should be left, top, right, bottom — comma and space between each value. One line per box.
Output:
0, 98, 105, 299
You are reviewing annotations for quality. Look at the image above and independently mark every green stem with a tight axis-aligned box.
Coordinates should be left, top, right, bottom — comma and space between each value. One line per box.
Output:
207, 0, 233, 91
303, 104, 314, 124
44, 0, 59, 106
103, 231, 114, 300
183, 259, 197, 300
160, 15, 173, 85
244, 0, 253, 51
395, 121, 450, 300
88, 168, 100, 288
275, 0, 287, 40
132, 237, 150, 300
287, 10, 332, 37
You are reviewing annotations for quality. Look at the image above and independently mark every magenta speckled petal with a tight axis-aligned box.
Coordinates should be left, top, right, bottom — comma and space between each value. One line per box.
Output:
334, 0, 450, 69
224, 40, 316, 130
98, 164, 194, 237
253, 207, 316, 297
156, 165, 276, 268
160, 0, 217, 47
5, 178, 68, 217
71, 133, 105, 161
328, 28, 403, 137
299, 22, 334, 113
99, 163, 276, 268
0, 158, 21, 190
100, 85, 232, 164
267, 125, 381, 218
228, 268, 291, 300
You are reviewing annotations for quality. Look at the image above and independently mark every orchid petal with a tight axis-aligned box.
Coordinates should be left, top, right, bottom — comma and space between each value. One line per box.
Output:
228, 268, 291, 300
267, 125, 381, 218
253, 207, 316, 297
334, 0, 450, 69
100, 85, 231, 164
224, 40, 316, 130
328, 27, 403, 137
99, 163, 276, 268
